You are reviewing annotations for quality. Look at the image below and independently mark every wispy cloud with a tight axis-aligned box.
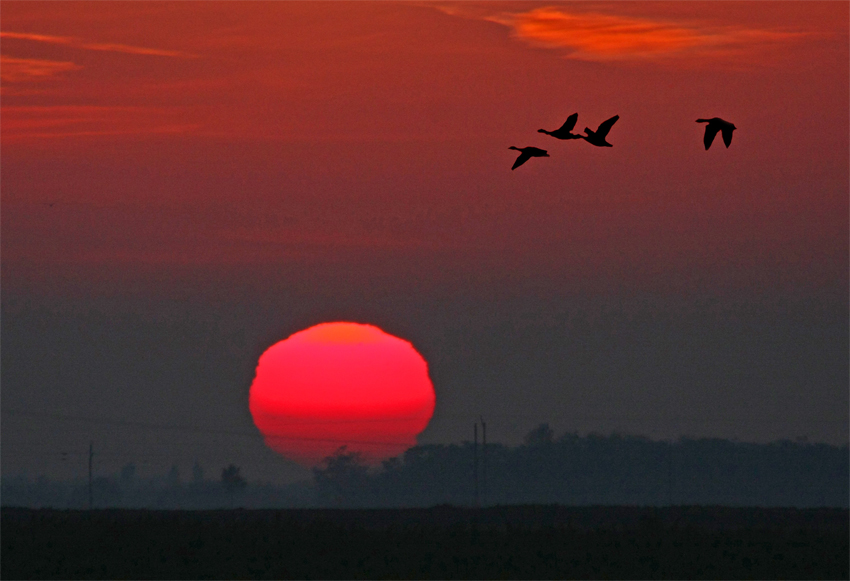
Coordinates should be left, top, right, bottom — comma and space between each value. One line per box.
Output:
440, 6, 809, 63
0, 55, 82, 82
1, 105, 201, 141
0, 31, 195, 58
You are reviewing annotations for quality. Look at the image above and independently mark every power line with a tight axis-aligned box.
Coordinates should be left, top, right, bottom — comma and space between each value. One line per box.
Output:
7, 408, 840, 426
1, 409, 420, 448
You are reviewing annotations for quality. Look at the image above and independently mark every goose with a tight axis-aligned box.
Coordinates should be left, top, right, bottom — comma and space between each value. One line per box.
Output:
580, 115, 619, 147
508, 146, 549, 170
696, 117, 736, 149
538, 113, 582, 140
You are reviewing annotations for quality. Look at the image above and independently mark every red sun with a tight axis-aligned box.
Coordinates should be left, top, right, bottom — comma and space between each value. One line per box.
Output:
249, 322, 436, 466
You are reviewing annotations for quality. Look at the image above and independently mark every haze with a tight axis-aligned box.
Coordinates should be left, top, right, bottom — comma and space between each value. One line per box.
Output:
1, 1, 847, 484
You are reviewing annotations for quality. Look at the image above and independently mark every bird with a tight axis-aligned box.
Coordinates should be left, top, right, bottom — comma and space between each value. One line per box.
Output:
538, 113, 582, 140
696, 117, 736, 149
580, 115, 619, 147
508, 146, 549, 170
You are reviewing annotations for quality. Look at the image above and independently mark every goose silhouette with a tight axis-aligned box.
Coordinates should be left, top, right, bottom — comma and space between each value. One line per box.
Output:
508, 146, 549, 170
538, 113, 582, 140
580, 115, 619, 147
696, 117, 736, 149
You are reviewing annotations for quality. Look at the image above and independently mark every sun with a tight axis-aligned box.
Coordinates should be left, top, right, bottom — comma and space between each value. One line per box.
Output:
249, 322, 436, 466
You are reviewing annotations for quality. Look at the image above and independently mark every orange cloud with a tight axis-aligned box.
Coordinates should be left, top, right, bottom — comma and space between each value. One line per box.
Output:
0, 55, 81, 82
449, 6, 809, 63
0, 29, 201, 139
0, 31, 195, 58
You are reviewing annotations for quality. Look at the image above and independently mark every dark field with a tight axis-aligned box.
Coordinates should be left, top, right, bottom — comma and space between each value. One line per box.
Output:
2, 506, 847, 579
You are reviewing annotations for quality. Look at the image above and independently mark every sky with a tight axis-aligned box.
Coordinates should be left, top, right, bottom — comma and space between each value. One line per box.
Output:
2, 1, 847, 484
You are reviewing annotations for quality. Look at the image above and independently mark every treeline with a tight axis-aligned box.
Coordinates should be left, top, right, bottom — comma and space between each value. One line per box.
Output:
3, 428, 848, 509
1, 464, 314, 510
314, 426, 849, 508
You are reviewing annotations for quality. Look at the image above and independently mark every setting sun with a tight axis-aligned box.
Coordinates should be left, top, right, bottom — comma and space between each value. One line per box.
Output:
249, 322, 435, 466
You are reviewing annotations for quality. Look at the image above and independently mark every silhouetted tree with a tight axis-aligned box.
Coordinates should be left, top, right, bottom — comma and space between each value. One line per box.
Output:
313, 447, 369, 506
381, 457, 401, 472
524, 423, 554, 447
167, 464, 180, 487
91, 476, 121, 506
119, 463, 136, 486
191, 461, 204, 484
221, 464, 246, 507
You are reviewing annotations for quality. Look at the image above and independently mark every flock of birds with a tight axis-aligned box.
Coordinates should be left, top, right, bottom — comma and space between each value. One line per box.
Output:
509, 114, 737, 169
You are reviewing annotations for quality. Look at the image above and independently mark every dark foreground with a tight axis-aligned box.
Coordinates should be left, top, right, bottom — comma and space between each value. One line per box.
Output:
2, 506, 847, 579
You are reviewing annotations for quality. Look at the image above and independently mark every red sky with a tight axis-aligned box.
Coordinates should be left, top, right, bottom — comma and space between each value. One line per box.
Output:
3, 1, 846, 301
1, 2, 847, 479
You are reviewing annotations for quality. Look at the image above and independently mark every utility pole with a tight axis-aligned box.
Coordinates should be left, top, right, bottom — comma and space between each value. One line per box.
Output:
667, 440, 673, 506
480, 416, 486, 506
473, 422, 479, 508
88, 442, 93, 510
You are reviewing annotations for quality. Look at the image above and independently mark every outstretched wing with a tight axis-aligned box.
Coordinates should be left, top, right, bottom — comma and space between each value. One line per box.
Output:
512, 151, 532, 170
703, 125, 720, 150
720, 125, 734, 148
558, 113, 578, 132
595, 115, 619, 138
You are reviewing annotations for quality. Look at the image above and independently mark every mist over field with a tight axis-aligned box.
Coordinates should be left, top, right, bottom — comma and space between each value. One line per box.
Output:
4, 428, 847, 510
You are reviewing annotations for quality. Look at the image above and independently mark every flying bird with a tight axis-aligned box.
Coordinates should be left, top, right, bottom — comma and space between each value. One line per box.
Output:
508, 146, 549, 170
538, 113, 582, 140
696, 117, 736, 149
580, 115, 619, 147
